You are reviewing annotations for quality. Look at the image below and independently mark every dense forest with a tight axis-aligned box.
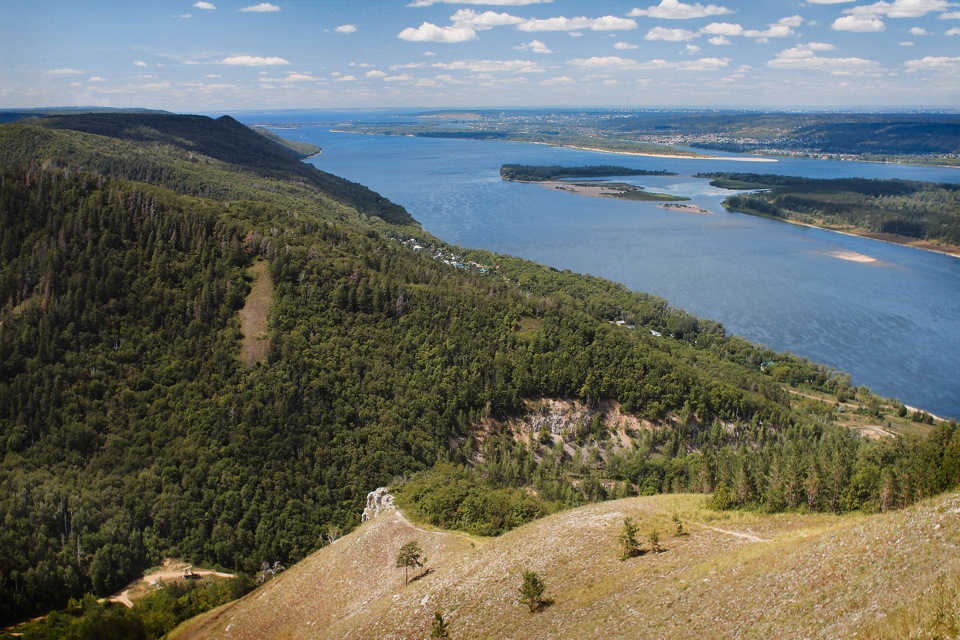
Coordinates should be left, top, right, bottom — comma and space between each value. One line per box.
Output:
499, 165, 677, 182
1, 114, 958, 627
700, 173, 960, 246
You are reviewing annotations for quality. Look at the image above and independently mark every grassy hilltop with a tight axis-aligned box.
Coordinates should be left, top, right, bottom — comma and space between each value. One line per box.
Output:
0, 112, 957, 634
172, 491, 960, 640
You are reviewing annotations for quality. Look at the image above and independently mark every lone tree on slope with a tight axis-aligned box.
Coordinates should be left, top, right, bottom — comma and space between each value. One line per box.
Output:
519, 570, 550, 613
619, 517, 642, 560
395, 540, 425, 586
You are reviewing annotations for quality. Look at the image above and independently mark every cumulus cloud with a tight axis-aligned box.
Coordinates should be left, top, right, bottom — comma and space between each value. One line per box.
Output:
430, 58, 545, 72
399, 22, 478, 42
334, 75, 357, 82
646, 26, 698, 40
744, 16, 803, 39
628, 0, 733, 19
941, 11, 960, 18
239, 3, 280, 11
222, 55, 291, 66
948, 26, 960, 34
281, 73, 318, 82
134, 60, 148, 67
47, 68, 84, 74
335, 24, 357, 33
832, 14, 886, 31
845, 0, 952, 18
517, 16, 637, 31
905, 55, 960, 68
366, 70, 388, 78
540, 76, 576, 86
194, 1, 216, 9
408, 0, 552, 5
709, 35, 732, 44
569, 55, 729, 71
88, 76, 106, 82
451, 9, 524, 29
768, 44, 880, 73
614, 41, 639, 49
701, 22, 744, 36
515, 39, 553, 53
909, 26, 929, 34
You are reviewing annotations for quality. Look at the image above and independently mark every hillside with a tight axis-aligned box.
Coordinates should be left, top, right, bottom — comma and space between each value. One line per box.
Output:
172, 491, 960, 639
1, 112, 957, 627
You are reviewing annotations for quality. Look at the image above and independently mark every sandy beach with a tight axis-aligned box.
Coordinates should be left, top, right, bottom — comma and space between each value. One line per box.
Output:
534, 180, 632, 198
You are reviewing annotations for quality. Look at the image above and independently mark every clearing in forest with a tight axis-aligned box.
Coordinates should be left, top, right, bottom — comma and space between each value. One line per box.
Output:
239, 260, 272, 368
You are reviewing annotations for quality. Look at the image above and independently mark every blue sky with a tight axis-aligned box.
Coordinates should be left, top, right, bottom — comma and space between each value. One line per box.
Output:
2, 0, 959, 111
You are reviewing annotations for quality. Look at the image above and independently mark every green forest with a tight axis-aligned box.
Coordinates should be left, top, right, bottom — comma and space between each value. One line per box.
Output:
701, 172, 960, 247
1, 114, 958, 629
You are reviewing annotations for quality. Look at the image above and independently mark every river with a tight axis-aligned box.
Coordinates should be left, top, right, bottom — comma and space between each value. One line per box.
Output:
229, 110, 960, 419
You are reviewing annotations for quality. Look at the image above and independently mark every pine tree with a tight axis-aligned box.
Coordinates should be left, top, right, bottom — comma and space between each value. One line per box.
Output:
431, 610, 450, 639
395, 541, 424, 586
519, 570, 548, 613
619, 517, 641, 560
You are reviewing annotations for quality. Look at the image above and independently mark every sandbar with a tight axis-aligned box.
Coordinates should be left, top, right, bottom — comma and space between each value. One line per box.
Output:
658, 203, 713, 215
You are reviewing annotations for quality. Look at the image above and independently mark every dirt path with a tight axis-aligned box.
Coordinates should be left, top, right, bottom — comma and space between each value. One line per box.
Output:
692, 522, 770, 543
109, 562, 236, 608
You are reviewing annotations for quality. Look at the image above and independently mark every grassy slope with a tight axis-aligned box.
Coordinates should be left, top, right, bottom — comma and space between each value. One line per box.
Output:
172, 491, 960, 640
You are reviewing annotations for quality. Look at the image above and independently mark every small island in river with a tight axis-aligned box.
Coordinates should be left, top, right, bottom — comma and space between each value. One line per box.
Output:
501, 164, 689, 202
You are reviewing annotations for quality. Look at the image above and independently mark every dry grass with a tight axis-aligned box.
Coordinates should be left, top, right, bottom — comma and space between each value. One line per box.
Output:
238, 260, 272, 368
172, 491, 960, 640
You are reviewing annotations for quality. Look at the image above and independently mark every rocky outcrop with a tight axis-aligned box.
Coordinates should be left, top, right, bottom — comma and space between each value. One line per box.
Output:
361, 487, 396, 521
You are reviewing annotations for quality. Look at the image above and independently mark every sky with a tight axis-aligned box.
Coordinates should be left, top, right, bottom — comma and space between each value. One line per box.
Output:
2, 0, 959, 112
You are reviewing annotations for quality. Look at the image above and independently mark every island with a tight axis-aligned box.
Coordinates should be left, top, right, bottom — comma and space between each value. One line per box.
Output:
501, 164, 689, 203
701, 172, 960, 256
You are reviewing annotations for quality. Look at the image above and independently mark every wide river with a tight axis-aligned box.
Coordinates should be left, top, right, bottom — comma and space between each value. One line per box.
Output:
230, 111, 960, 420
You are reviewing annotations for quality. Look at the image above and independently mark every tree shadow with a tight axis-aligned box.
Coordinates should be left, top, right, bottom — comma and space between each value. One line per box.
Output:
409, 568, 434, 584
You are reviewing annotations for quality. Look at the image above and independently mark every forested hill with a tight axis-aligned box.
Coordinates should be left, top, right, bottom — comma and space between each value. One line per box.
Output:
1, 113, 957, 630
1, 113, 413, 226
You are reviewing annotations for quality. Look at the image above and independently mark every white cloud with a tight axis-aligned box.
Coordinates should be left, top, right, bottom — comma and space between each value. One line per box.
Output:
335, 24, 357, 33
365, 70, 388, 78
769, 44, 881, 73
685, 44, 702, 53
941, 11, 960, 18
745, 16, 802, 39
847, 0, 952, 18
88, 76, 106, 82
805, 0, 855, 3
709, 35, 732, 44
905, 55, 960, 68
614, 41, 639, 49
222, 55, 291, 66
909, 26, 930, 34
515, 39, 553, 53
646, 26, 698, 40
193, 1, 216, 9
431, 59, 545, 72
700, 22, 743, 36
517, 16, 637, 31
134, 60, 148, 67
628, 0, 733, 19
900, 40, 915, 44
239, 3, 280, 11
451, 9, 524, 29
398, 22, 478, 42
47, 68, 84, 74
384, 74, 415, 82
948, 26, 960, 34
833, 15, 887, 31
282, 73, 318, 82
540, 76, 576, 86
176, 13, 192, 18
569, 55, 729, 71
408, 0, 552, 5
334, 75, 357, 82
